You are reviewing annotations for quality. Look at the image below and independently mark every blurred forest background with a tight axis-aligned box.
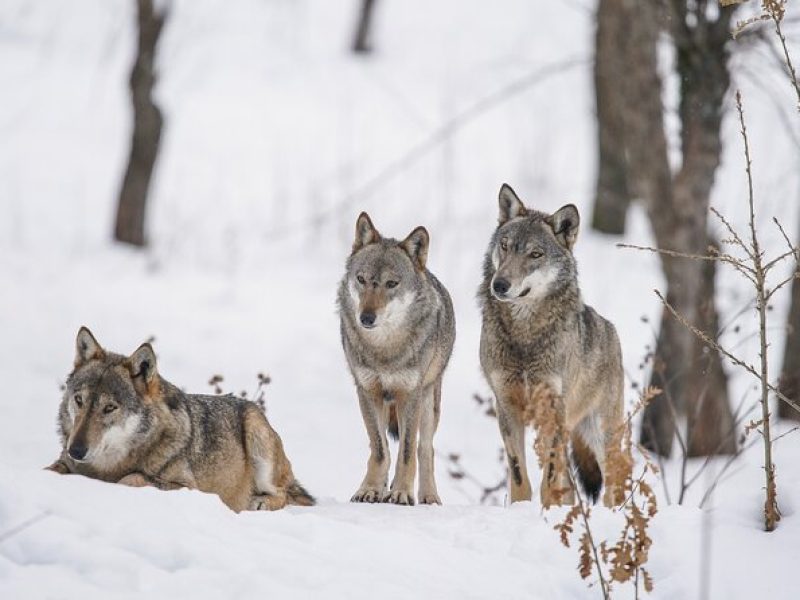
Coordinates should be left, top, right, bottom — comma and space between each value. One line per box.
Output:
2, 2, 800, 597
2, 0, 800, 495
112, 0, 800, 456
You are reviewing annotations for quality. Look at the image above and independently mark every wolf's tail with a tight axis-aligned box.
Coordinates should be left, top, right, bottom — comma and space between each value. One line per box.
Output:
387, 404, 399, 440
287, 479, 315, 506
571, 432, 602, 504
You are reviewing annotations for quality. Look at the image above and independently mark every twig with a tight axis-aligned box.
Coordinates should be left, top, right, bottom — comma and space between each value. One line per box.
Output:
774, 217, 800, 263
0, 511, 50, 544
709, 206, 753, 258
682, 397, 755, 493
616, 243, 757, 284
762, 247, 798, 274
768, 4, 800, 107
698, 438, 759, 509
765, 271, 799, 301
773, 426, 799, 443
654, 289, 800, 416
262, 57, 589, 242
566, 466, 611, 600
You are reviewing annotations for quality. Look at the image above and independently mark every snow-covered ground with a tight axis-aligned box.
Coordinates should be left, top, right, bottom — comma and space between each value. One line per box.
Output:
1, 0, 799, 598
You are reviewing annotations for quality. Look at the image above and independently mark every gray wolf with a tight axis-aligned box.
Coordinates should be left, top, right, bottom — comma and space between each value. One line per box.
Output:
338, 212, 455, 505
478, 184, 626, 507
46, 327, 314, 512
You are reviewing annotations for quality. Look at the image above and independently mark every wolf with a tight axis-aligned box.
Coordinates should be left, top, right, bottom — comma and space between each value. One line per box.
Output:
338, 212, 455, 505
479, 184, 626, 508
46, 327, 314, 512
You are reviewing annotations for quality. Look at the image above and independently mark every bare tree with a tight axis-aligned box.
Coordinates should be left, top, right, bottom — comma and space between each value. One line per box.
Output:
611, 0, 738, 456
591, 0, 631, 234
115, 0, 167, 247
352, 0, 378, 54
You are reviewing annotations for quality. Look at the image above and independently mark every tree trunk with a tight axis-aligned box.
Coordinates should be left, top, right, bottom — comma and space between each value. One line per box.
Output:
592, 0, 631, 235
616, 0, 737, 456
778, 252, 800, 421
352, 0, 377, 54
115, 0, 166, 248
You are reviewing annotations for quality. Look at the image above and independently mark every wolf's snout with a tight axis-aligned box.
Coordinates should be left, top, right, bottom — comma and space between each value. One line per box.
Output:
68, 443, 88, 461
492, 278, 510, 296
359, 312, 377, 328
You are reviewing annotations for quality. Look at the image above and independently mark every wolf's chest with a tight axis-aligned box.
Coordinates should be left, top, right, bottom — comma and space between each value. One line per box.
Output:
352, 365, 423, 393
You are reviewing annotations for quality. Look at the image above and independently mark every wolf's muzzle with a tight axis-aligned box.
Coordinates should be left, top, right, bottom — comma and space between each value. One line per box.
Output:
492, 278, 510, 297
68, 443, 88, 461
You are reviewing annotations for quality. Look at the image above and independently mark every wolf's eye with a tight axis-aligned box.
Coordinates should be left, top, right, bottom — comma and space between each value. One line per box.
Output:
356, 275, 366, 285
74, 395, 83, 408
103, 404, 118, 415
500, 239, 508, 252
386, 280, 398, 289
530, 251, 543, 259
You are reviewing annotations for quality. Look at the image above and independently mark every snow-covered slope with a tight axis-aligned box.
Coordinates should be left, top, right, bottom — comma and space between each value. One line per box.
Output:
1, 0, 799, 598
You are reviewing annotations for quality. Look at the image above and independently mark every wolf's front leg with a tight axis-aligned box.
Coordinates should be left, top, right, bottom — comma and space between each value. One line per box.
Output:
538, 429, 574, 508
44, 457, 71, 474
117, 473, 152, 487
417, 382, 441, 505
117, 473, 186, 491
352, 388, 391, 503
385, 393, 420, 505
495, 397, 532, 503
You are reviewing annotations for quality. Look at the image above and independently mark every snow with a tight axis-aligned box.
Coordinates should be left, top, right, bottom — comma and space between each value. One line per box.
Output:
1, 0, 800, 598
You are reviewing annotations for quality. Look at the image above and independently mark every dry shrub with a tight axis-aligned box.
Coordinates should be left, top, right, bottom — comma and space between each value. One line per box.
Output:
553, 387, 661, 599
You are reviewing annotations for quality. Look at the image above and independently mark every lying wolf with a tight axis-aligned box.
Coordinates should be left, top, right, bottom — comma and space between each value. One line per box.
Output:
479, 184, 626, 507
46, 327, 314, 512
338, 213, 455, 505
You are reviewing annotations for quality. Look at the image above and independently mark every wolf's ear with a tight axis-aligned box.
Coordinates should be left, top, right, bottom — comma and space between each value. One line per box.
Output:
401, 226, 429, 270
75, 327, 105, 367
498, 184, 528, 225
546, 204, 580, 250
352, 212, 381, 254
128, 343, 159, 386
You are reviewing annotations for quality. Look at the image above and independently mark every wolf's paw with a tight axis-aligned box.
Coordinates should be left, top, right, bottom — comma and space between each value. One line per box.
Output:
383, 489, 415, 506
351, 488, 384, 503
250, 493, 287, 511
44, 460, 70, 475
418, 492, 441, 505
117, 473, 150, 487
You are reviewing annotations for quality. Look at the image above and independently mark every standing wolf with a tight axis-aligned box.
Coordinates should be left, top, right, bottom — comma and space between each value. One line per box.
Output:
338, 213, 455, 505
46, 327, 314, 512
479, 184, 626, 507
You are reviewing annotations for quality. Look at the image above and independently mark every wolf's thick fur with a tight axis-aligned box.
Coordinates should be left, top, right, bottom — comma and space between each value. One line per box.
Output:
46, 328, 314, 512
338, 213, 455, 505
479, 184, 626, 507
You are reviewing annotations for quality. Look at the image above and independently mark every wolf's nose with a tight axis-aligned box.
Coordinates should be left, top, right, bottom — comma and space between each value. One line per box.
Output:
360, 312, 376, 328
68, 444, 88, 461
493, 278, 510, 296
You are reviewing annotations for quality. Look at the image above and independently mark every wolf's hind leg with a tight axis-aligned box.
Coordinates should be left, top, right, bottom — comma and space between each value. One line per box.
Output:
601, 408, 628, 508
571, 414, 604, 505
249, 492, 288, 511
385, 393, 420, 505
496, 398, 532, 503
244, 407, 296, 511
352, 388, 391, 503
417, 382, 441, 505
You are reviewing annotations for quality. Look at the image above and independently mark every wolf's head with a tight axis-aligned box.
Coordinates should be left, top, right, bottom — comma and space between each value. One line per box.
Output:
58, 327, 162, 472
341, 212, 430, 334
485, 184, 580, 304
